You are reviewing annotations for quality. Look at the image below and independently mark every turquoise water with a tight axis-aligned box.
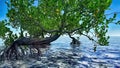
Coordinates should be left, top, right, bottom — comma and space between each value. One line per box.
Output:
0, 36, 120, 68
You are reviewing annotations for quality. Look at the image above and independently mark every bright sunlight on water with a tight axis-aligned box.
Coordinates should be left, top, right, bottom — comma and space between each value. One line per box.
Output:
0, 36, 120, 68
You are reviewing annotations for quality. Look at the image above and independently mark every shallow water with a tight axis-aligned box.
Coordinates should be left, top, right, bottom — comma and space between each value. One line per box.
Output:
0, 36, 120, 68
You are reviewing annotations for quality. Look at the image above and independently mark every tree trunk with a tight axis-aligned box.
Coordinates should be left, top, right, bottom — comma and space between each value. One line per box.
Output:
68, 33, 80, 48
0, 33, 61, 60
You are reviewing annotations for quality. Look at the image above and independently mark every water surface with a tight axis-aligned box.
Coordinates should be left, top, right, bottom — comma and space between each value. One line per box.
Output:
0, 36, 120, 68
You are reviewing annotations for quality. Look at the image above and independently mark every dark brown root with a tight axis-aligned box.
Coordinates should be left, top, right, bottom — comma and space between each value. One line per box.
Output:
68, 34, 81, 48
0, 44, 50, 61
0, 33, 60, 61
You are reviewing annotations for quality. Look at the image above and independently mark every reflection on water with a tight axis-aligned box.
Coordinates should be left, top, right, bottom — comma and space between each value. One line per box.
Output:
0, 36, 120, 68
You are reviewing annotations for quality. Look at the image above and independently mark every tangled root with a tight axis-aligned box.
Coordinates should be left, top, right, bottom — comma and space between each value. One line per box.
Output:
0, 44, 49, 61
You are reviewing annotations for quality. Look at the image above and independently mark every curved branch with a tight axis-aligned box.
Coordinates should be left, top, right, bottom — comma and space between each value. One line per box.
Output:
68, 33, 80, 45
14, 33, 61, 45
0, 33, 61, 60
81, 33, 102, 45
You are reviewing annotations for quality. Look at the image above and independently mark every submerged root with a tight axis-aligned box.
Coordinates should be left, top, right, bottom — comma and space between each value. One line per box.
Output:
70, 37, 80, 47
0, 45, 19, 60
0, 33, 59, 61
0, 44, 50, 61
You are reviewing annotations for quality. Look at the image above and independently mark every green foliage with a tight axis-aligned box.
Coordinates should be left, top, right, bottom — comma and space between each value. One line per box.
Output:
4, 31, 18, 46
0, 0, 118, 46
0, 20, 19, 45
0, 21, 10, 38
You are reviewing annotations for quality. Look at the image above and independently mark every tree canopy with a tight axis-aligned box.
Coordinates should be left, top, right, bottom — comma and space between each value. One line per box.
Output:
0, 0, 118, 46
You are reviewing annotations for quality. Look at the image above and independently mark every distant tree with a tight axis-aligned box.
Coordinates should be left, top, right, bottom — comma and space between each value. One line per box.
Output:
0, 0, 118, 60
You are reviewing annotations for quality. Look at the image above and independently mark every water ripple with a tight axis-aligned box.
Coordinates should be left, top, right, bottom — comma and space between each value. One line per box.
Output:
0, 36, 120, 68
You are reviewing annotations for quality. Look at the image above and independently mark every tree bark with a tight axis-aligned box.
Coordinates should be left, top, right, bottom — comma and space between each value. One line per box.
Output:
0, 33, 61, 60
68, 33, 80, 46
14, 33, 60, 45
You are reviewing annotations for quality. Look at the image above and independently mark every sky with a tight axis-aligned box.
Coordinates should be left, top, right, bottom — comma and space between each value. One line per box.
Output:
0, 0, 7, 20
0, 0, 120, 36
105, 0, 120, 36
